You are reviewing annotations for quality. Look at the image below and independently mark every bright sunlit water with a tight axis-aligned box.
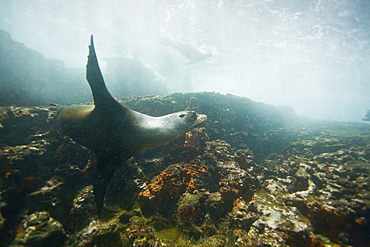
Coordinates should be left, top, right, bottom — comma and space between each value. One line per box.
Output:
1, 0, 369, 121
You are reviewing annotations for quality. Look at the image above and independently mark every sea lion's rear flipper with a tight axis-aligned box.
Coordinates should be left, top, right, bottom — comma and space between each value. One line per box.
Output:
87, 35, 125, 111
93, 159, 118, 218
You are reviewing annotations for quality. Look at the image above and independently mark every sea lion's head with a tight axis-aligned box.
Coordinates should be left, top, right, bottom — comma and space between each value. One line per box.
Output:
134, 110, 207, 150
170, 110, 207, 131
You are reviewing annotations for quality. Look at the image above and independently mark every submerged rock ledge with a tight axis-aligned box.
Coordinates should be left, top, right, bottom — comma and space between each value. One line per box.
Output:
0, 92, 369, 246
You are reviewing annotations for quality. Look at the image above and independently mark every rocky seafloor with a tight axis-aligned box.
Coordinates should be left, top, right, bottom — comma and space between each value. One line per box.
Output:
0, 92, 369, 247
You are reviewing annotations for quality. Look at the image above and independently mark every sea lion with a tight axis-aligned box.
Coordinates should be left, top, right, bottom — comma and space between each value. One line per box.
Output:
58, 36, 207, 217
159, 38, 212, 65
363, 110, 370, 121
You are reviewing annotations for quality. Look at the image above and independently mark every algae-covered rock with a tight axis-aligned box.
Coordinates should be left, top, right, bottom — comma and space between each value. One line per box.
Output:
66, 219, 129, 247
0, 209, 5, 231
1, 93, 370, 246
128, 223, 167, 247
11, 211, 67, 247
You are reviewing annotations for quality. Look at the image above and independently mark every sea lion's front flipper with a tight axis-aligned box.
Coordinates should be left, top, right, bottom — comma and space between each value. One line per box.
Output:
93, 159, 119, 218
87, 35, 124, 111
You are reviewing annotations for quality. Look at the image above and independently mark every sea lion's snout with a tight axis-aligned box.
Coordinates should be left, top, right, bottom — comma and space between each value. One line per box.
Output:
193, 113, 207, 128
180, 111, 207, 125
197, 113, 207, 124
176, 111, 207, 129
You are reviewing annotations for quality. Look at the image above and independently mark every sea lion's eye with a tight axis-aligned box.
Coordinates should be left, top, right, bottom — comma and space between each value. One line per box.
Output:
179, 114, 186, 118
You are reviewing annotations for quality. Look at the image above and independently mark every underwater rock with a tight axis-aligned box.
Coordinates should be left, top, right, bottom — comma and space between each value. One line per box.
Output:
230, 197, 258, 232
0, 206, 5, 230
27, 176, 65, 210
128, 223, 167, 247
68, 185, 97, 232
176, 191, 212, 240
0, 106, 57, 146
26, 162, 92, 233
11, 211, 67, 247
0, 106, 64, 246
177, 192, 202, 223
1, 93, 370, 246
66, 220, 127, 247
204, 192, 224, 222
281, 151, 370, 246
254, 193, 310, 233
0, 30, 89, 106
138, 163, 188, 217
70, 185, 96, 217
230, 191, 311, 246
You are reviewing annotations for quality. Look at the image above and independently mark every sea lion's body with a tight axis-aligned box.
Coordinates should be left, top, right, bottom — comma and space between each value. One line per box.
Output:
59, 104, 206, 161
58, 36, 207, 216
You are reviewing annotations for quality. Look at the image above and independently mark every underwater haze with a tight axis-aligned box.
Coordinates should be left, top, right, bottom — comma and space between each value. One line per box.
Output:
1, 0, 370, 122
